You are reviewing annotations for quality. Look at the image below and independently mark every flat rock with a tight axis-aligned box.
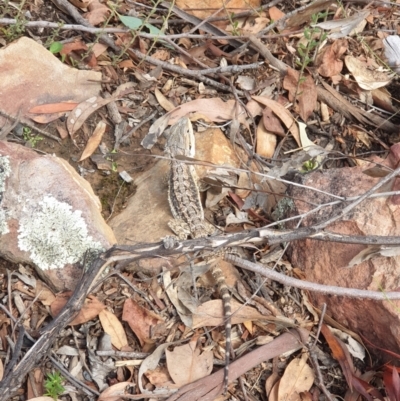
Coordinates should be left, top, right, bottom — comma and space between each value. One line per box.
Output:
0, 142, 116, 291
287, 154, 400, 358
0, 37, 101, 124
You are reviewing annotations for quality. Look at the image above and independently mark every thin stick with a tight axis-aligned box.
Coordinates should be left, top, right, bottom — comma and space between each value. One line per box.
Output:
225, 254, 400, 300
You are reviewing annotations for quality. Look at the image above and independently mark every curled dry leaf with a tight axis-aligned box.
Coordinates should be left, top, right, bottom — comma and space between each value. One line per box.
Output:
122, 298, 164, 347
345, 55, 393, 90
142, 98, 247, 149
316, 10, 369, 39
317, 39, 348, 77
67, 83, 135, 136
99, 309, 128, 350
256, 118, 277, 158
51, 293, 105, 325
68, 96, 113, 136
79, 120, 106, 162
154, 88, 175, 112
283, 68, 317, 122
98, 382, 135, 401
277, 353, 314, 401
252, 96, 301, 146
192, 299, 268, 329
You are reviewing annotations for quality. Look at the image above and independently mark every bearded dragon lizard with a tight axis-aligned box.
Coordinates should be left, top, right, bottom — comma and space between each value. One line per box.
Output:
164, 116, 232, 394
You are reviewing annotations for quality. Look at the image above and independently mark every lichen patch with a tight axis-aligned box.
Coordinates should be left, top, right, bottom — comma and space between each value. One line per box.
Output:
17, 195, 104, 270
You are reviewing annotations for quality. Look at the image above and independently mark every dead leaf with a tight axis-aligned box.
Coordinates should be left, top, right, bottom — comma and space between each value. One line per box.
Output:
165, 339, 213, 386
286, 0, 335, 28
98, 382, 135, 401
84, 0, 111, 26
269, 7, 285, 21
252, 96, 301, 146
383, 366, 400, 401
29, 102, 78, 114
278, 353, 314, 401
155, 88, 175, 112
68, 97, 112, 136
79, 120, 107, 161
99, 309, 128, 350
176, 0, 261, 29
35, 281, 55, 306
142, 98, 246, 149
283, 68, 317, 121
317, 39, 348, 77
316, 10, 370, 39
256, 118, 277, 158
263, 107, 286, 136
192, 299, 267, 329
321, 324, 354, 391
67, 83, 135, 136
122, 298, 164, 347
26, 398, 59, 401
51, 292, 106, 325
345, 55, 393, 90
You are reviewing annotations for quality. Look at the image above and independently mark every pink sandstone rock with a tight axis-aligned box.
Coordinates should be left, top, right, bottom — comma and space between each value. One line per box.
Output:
0, 141, 116, 291
287, 149, 400, 359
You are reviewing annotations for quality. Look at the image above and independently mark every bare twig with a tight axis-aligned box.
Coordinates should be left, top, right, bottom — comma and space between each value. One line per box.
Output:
0, 18, 301, 39
225, 254, 400, 300
128, 48, 244, 95
0, 109, 62, 144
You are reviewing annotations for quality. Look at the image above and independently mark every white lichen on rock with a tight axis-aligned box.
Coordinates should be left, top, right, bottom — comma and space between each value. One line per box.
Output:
18, 195, 104, 270
0, 156, 11, 235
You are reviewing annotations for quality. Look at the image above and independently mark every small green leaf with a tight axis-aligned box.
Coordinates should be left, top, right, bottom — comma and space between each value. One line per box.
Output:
49, 42, 63, 54
119, 15, 144, 29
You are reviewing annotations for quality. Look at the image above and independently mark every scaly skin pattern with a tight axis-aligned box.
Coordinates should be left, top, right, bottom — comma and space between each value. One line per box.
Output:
165, 116, 232, 393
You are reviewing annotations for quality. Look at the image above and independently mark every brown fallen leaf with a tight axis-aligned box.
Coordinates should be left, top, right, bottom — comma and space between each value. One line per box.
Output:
283, 67, 317, 121
269, 6, 285, 21
317, 39, 348, 77
51, 292, 106, 325
99, 309, 128, 350
83, 0, 111, 26
29, 102, 78, 114
256, 118, 277, 158
192, 299, 272, 329
166, 338, 213, 386
67, 82, 135, 136
252, 96, 301, 146
176, 0, 261, 29
278, 353, 314, 401
122, 298, 164, 347
321, 324, 354, 391
98, 382, 135, 401
142, 98, 247, 149
79, 120, 107, 161
68, 97, 113, 136
345, 55, 393, 90
155, 88, 175, 112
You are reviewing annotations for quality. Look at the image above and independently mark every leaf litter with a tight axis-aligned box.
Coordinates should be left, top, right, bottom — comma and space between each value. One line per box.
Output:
1, 0, 400, 399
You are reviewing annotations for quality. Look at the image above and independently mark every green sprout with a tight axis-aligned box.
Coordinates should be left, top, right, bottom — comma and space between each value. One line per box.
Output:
44, 371, 65, 400
23, 127, 43, 148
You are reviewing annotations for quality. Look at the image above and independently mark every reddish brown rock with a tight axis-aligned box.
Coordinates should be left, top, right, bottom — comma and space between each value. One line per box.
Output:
0, 141, 116, 291
287, 156, 400, 358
